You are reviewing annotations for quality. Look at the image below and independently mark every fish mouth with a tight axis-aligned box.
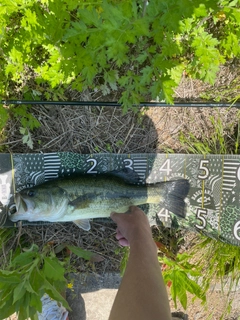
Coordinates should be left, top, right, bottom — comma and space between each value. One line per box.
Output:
8, 194, 30, 221
17, 194, 28, 212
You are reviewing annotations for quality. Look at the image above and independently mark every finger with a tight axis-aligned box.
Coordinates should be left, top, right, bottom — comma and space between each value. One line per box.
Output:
115, 229, 127, 244
116, 229, 124, 240
118, 238, 130, 247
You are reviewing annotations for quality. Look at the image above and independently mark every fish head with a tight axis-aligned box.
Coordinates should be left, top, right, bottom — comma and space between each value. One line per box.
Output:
9, 185, 68, 222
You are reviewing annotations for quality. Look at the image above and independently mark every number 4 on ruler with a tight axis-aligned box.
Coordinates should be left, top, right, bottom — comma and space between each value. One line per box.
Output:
158, 208, 171, 222
159, 159, 172, 175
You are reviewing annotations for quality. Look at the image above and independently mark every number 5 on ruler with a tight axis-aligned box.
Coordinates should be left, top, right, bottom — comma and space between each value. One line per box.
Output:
198, 159, 210, 179
195, 208, 207, 230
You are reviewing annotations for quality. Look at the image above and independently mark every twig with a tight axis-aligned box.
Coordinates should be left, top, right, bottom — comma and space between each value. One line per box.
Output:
16, 221, 23, 247
142, 0, 148, 17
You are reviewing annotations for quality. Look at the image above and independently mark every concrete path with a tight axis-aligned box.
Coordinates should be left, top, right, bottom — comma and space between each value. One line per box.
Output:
66, 272, 188, 320
66, 273, 121, 320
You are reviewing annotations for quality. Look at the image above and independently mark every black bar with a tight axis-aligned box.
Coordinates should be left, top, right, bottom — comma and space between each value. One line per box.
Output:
1, 100, 240, 108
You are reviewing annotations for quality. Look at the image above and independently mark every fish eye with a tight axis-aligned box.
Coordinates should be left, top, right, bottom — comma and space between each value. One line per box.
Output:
27, 190, 35, 197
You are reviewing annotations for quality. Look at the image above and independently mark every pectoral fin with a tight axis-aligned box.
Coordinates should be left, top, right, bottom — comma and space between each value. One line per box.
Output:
69, 193, 95, 209
73, 219, 91, 231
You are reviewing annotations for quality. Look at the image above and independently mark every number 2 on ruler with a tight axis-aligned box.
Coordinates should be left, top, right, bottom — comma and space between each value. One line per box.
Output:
124, 159, 133, 170
87, 159, 98, 173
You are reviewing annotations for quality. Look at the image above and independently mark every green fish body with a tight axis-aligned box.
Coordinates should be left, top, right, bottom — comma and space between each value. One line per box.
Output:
9, 171, 190, 230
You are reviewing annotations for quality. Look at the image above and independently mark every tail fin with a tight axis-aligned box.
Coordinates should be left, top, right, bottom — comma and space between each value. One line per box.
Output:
161, 179, 190, 218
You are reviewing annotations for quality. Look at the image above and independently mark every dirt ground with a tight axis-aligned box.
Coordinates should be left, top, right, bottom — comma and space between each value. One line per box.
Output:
2, 63, 240, 319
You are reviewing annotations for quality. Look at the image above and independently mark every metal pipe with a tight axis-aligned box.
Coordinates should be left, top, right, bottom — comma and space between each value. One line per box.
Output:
1, 100, 240, 108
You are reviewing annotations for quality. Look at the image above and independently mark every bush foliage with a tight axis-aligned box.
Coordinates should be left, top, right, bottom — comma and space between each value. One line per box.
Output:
0, 0, 240, 125
0, 227, 102, 320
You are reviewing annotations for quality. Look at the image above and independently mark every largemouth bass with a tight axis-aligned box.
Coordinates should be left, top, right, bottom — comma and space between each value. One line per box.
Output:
9, 170, 190, 230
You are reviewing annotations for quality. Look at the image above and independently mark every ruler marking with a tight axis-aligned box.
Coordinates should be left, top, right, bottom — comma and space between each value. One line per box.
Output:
134, 166, 147, 169
224, 168, 238, 171
224, 162, 239, 165
223, 184, 235, 188
44, 159, 61, 163
202, 154, 206, 208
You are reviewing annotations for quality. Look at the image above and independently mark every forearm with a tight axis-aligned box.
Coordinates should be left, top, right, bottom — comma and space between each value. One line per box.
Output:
109, 237, 171, 320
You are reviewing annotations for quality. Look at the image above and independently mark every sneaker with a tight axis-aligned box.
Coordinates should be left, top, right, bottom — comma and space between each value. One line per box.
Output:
171, 312, 188, 320
37, 294, 69, 320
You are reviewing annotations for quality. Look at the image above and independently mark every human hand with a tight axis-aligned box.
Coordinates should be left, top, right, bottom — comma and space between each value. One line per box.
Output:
110, 206, 152, 247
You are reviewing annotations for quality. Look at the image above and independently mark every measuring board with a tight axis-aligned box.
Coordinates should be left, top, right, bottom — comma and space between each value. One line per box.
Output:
0, 152, 240, 247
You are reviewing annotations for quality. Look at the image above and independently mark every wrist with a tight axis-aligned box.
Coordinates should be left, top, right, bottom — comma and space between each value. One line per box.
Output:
129, 233, 157, 253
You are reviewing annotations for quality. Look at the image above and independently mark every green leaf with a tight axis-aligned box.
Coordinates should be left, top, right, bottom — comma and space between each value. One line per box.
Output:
43, 279, 70, 310
140, 66, 153, 85
62, 21, 87, 41
159, 76, 176, 104
24, 280, 37, 294
43, 257, 65, 281
0, 105, 9, 130
221, 32, 240, 58
132, 18, 149, 36
136, 52, 148, 64
81, 65, 97, 85
30, 292, 42, 313
169, 64, 185, 84
13, 281, 26, 304
29, 268, 45, 293
104, 70, 119, 90
0, 271, 21, 286
0, 297, 16, 319
67, 245, 103, 262
77, 8, 101, 27
11, 249, 38, 268
170, 270, 178, 308
194, 4, 208, 17
178, 286, 188, 310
